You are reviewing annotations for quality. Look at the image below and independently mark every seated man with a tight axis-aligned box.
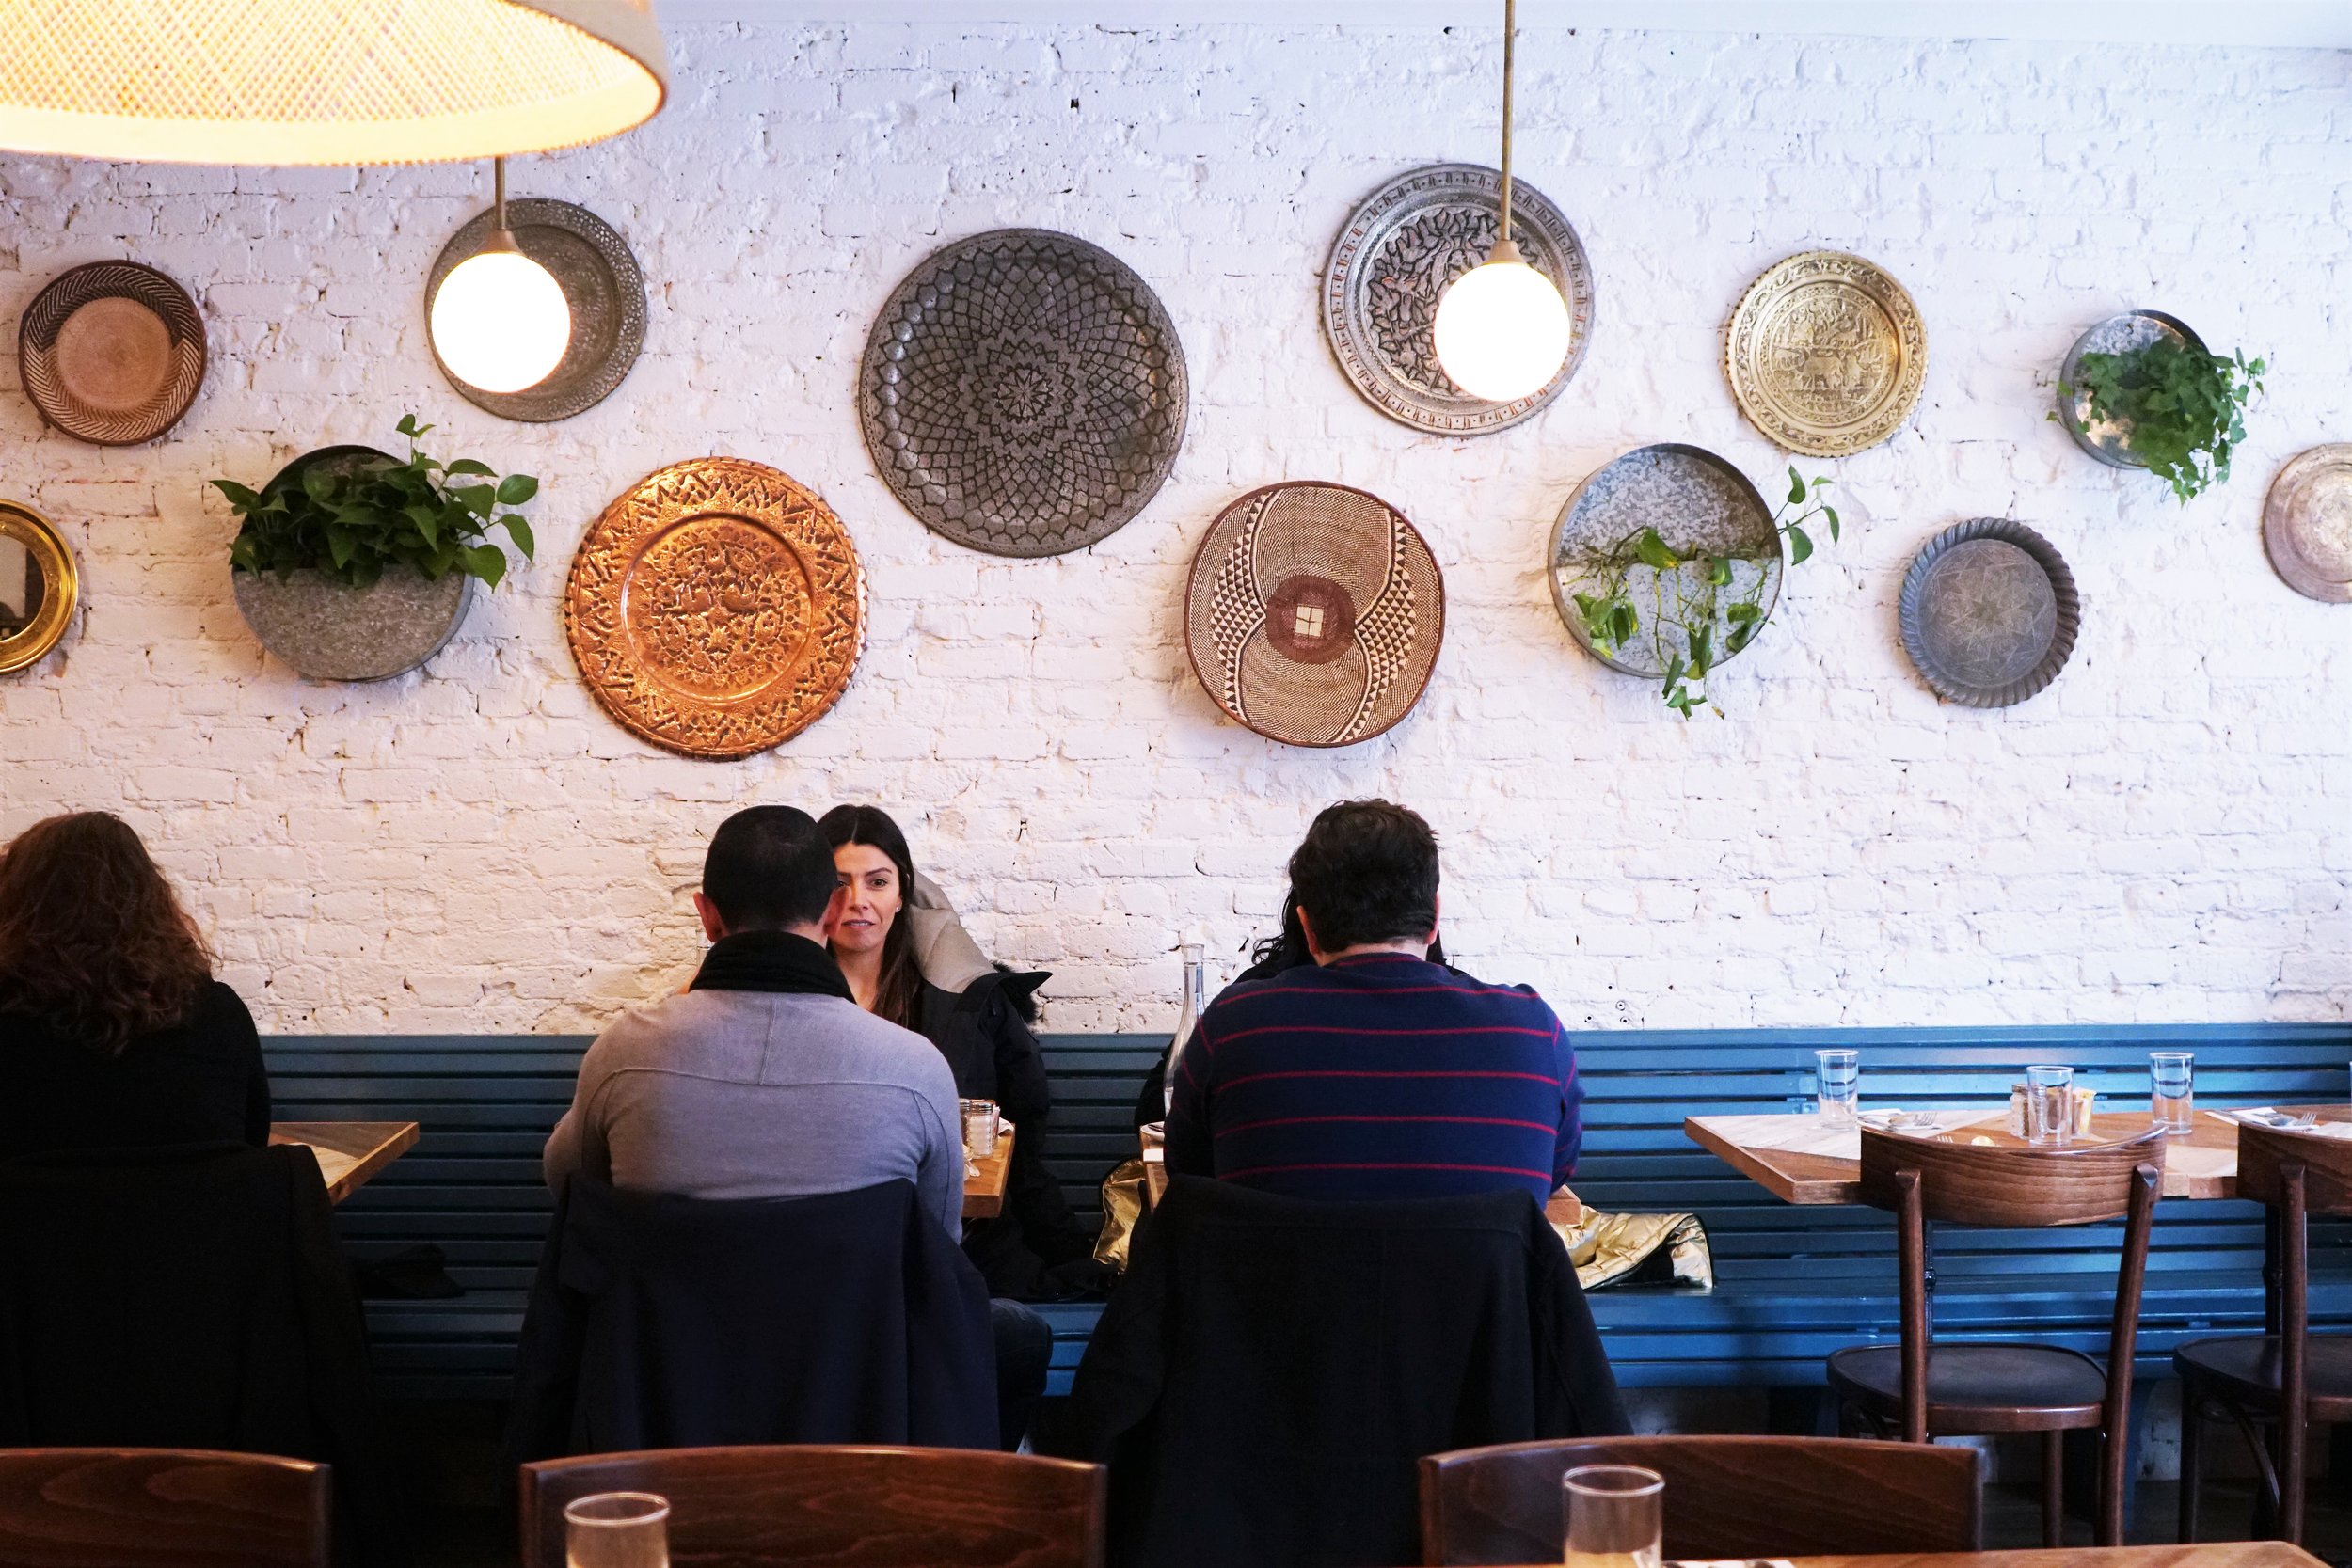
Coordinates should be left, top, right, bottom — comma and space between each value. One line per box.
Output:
544, 804, 1048, 1448
1164, 798, 1581, 1203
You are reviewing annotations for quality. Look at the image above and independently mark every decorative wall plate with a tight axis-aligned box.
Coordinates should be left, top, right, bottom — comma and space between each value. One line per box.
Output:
1183, 482, 1442, 748
1725, 250, 1926, 457
19, 261, 205, 445
1899, 518, 2079, 707
427, 198, 645, 422
2263, 444, 2352, 603
860, 228, 1188, 557
565, 457, 865, 759
1549, 444, 1782, 680
1322, 163, 1595, 435
0, 500, 76, 674
2057, 310, 2204, 469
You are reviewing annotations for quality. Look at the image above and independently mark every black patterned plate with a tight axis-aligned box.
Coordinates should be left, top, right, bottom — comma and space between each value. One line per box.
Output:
860, 229, 1189, 558
1899, 518, 2080, 707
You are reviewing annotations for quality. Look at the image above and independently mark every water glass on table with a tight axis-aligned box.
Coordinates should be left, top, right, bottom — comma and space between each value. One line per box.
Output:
565, 1492, 670, 1568
2026, 1064, 2074, 1145
1562, 1464, 1663, 1568
1815, 1048, 1859, 1125
960, 1097, 1000, 1158
2150, 1051, 2195, 1132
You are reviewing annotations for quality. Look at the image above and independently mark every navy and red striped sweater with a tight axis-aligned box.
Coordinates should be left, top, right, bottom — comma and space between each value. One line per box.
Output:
1162, 951, 1581, 1204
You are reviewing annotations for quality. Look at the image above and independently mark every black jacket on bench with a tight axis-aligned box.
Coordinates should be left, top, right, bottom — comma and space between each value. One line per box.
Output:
1044, 1175, 1629, 1568
507, 1175, 996, 1457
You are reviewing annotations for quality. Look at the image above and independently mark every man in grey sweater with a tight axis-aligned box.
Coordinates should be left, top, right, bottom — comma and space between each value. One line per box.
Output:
545, 805, 964, 1233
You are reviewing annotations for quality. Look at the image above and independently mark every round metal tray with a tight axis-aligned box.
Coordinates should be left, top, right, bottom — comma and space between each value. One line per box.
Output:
1898, 517, 2079, 707
427, 198, 646, 423
2057, 309, 2205, 469
1724, 250, 1926, 458
1549, 443, 1783, 680
2263, 444, 2352, 604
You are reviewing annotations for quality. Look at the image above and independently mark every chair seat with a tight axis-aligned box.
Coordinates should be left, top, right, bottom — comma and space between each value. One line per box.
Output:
2174, 1334, 2352, 1418
1827, 1343, 2108, 1430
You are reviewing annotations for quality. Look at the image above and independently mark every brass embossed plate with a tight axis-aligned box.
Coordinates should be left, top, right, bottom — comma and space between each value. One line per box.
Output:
1322, 163, 1595, 435
0, 499, 76, 674
2264, 443, 2352, 603
1184, 482, 1442, 748
20, 261, 206, 445
1725, 250, 1926, 458
565, 458, 866, 759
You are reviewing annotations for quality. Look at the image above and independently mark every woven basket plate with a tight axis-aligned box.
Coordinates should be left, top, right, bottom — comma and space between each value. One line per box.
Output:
1899, 517, 2079, 708
1322, 163, 1595, 435
427, 198, 645, 423
860, 228, 1188, 557
565, 458, 866, 759
1726, 250, 1925, 458
2264, 443, 2352, 604
1184, 483, 1443, 748
20, 261, 205, 445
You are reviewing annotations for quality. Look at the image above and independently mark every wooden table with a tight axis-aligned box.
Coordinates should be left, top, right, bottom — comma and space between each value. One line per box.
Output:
963, 1126, 1012, 1219
1505, 1546, 2328, 1568
1684, 1106, 2352, 1206
270, 1119, 418, 1205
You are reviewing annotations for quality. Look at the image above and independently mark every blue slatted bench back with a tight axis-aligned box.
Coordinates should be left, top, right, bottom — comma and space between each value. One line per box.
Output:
263, 1022, 2351, 1399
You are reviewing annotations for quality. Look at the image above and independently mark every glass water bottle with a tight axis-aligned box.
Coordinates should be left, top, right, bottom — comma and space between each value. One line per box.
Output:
1162, 942, 1207, 1116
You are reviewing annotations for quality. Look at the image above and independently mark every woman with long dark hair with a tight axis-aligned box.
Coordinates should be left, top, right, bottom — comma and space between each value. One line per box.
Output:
0, 811, 270, 1157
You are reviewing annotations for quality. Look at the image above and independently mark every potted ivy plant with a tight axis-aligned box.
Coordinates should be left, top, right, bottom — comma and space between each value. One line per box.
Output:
218, 415, 537, 680
2058, 314, 2265, 503
1559, 464, 1838, 718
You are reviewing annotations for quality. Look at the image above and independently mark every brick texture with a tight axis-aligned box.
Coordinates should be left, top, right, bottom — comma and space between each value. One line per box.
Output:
0, 22, 2345, 1035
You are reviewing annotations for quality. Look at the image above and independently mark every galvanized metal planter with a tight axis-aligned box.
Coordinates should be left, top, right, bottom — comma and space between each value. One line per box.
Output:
2057, 309, 2205, 469
232, 564, 471, 681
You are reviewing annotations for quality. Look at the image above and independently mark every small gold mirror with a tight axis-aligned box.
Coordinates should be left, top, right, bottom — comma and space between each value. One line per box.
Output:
0, 501, 76, 674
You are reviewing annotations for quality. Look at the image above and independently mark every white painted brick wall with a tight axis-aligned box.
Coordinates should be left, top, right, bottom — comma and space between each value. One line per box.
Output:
1, 21, 2347, 1036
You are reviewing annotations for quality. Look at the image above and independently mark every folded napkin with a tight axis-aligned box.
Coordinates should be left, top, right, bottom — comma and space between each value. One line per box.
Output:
2214, 1108, 2352, 1138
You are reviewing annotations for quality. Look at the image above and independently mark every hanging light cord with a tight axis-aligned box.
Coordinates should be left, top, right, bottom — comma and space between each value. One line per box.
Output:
493, 155, 509, 231
1497, 0, 1516, 251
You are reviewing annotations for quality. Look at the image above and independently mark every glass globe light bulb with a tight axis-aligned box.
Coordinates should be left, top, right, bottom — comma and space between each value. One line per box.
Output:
1433, 253, 1572, 404
429, 245, 571, 394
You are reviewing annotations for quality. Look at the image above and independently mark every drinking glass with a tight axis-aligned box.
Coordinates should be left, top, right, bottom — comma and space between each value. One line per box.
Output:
1562, 1465, 1663, 1568
2026, 1064, 2074, 1146
565, 1492, 670, 1568
1815, 1049, 1859, 1126
2150, 1052, 2194, 1132
960, 1098, 1000, 1158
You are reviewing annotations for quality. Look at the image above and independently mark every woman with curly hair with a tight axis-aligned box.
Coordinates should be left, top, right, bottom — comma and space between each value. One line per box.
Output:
0, 811, 269, 1157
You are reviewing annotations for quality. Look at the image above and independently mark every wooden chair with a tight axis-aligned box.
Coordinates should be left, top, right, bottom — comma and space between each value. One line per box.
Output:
519, 1446, 1106, 1568
1824, 1125, 2162, 1548
0, 1449, 329, 1568
1418, 1434, 1981, 1563
2174, 1117, 2352, 1545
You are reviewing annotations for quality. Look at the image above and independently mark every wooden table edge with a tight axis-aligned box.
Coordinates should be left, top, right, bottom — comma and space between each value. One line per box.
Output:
270, 1119, 420, 1205
1491, 1545, 2328, 1568
1683, 1114, 1863, 1205
962, 1125, 1012, 1219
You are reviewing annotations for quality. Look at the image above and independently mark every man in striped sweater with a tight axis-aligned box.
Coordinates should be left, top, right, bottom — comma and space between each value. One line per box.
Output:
1164, 800, 1581, 1204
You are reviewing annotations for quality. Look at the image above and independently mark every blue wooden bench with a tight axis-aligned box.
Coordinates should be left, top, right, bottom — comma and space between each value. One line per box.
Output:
263, 1023, 2351, 1402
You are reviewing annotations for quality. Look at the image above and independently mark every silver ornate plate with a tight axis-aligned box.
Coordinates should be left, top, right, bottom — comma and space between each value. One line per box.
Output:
1549, 444, 1780, 680
1899, 518, 2080, 707
860, 228, 1188, 558
2058, 310, 2204, 468
2263, 444, 2352, 603
1322, 164, 1594, 436
427, 198, 645, 423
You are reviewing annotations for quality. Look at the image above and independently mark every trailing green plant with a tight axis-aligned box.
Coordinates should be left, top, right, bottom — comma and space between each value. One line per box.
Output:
2065, 338, 2264, 503
217, 415, 537, 591
1569, 467, 1838, 719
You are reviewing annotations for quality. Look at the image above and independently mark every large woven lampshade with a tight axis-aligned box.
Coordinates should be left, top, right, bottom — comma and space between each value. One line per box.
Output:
0, 0, 667, 164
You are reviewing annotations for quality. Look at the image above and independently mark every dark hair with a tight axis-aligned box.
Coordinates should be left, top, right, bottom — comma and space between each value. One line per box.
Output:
818, 804, 925, 1028
702, 806, 839, 931
1243, 885, 1450, 979
1286, 800, 1440, 953
0, 812, 214, 1053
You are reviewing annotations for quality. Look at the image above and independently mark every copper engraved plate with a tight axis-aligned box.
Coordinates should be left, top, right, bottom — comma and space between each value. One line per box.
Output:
1725, 250, 1926, 458
1322, 164, 1595, 435
564, 458, 866, 759
1184, 483, 1443, 749
2262, 444, 2352, 604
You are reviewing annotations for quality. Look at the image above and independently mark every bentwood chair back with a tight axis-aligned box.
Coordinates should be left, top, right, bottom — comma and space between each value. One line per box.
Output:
1418, 1434, 1981, 1564
1828, 1126, 2163, 1547
0, 1449, 330, 1568
2174, 1118, 2352, 1545
519, 1446, 1107, 1568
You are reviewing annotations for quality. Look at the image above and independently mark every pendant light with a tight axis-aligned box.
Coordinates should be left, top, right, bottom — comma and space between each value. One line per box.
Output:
0, 1, 666, 165
429, 157, 571, 394
1432, 0, 1573, 404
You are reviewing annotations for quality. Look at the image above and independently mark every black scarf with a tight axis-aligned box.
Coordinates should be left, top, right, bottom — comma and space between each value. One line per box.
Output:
689, 930, 855, 1002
